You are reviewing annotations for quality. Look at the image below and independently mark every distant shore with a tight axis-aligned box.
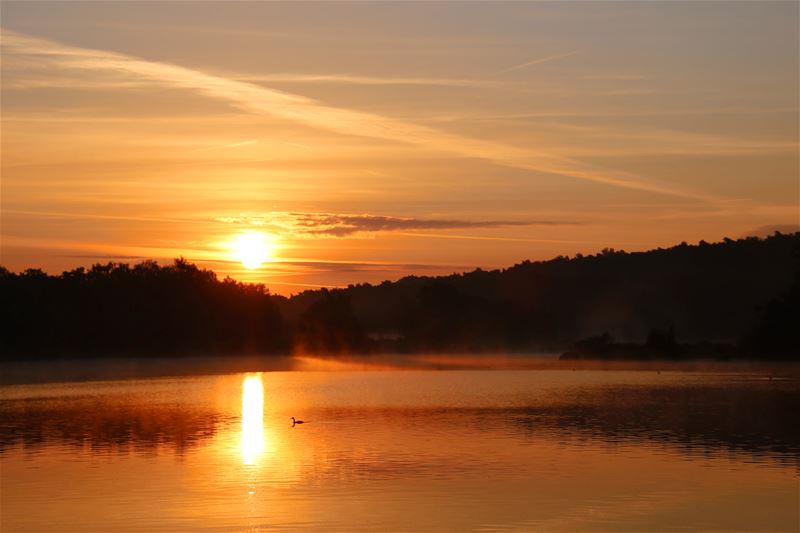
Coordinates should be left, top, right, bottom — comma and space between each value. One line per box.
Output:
559, 339, 736, 361
1, 353, 798, 387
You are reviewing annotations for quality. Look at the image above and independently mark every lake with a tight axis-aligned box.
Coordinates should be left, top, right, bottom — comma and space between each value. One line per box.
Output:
1, 359, 798, 532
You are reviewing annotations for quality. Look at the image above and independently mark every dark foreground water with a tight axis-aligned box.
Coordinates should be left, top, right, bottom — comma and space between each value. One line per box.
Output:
1, 360, 798, 532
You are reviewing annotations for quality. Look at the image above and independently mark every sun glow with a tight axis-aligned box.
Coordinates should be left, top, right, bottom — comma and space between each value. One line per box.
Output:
241, 374, 265, 465
230, 231, 276, 269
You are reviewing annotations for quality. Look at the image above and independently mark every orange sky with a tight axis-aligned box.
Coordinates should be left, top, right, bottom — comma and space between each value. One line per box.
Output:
1, 2, 798, 294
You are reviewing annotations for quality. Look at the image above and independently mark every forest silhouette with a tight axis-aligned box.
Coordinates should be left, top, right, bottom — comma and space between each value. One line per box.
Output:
1, 232, 798, 360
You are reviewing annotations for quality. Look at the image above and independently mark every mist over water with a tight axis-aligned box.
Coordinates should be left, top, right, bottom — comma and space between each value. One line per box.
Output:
2, 353, 796, 385
1, 362, 797, 532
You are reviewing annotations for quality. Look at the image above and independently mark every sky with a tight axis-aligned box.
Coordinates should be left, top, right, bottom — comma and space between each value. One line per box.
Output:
1, 1, 798, 294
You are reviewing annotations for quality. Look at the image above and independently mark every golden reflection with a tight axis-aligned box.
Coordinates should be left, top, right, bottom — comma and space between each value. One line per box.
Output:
241, 373, 265, 465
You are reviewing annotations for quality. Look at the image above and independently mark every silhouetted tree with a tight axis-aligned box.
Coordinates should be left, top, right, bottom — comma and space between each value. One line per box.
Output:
295, 289, 366, 353
740, 255, 800, 360
646, 325, 678, 357
0, 259, 288, 358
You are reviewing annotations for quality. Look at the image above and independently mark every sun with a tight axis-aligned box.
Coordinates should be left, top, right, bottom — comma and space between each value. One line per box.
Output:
230, 231, 276, 269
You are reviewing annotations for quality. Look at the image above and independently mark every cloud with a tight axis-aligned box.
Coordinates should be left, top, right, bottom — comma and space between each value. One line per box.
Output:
423, 107, 799, 122
238, 73, 506, 88
0, 29, 717, 201
4, 69, 506, 91
215, 211, 575, 237
259, 259, 470, 274
188, 139, 259, 152
296, 213, 540, 237
602, 89, 655, 96
394, 232, 649, 246
61, 253, 148, 261
2, 209, 191, 225
580, 73, 646, 81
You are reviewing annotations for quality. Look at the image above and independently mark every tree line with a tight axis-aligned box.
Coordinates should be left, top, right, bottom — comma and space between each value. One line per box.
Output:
1, 232, 798, 360
0, 259, 288, 357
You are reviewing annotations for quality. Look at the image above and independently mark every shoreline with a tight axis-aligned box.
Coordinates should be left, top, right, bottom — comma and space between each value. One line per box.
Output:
1, 353, 797, 387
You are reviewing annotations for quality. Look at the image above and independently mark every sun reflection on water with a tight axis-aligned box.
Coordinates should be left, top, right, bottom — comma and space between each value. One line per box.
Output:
241, 373, 265, 465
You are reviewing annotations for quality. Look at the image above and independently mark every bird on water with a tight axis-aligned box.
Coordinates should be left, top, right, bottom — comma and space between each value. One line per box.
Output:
291, 417, 305, 426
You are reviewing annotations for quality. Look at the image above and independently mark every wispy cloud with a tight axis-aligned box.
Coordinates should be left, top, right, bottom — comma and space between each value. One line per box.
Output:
523, 122, 798, 157
2, 209, 191, 225
188, 139, 260, 153
395, 232, 650, 246
1, 30, 716, 201
423, 107, 799, 123
215, 211, 571, 237
580, 73, 646, 81
497, 50, 579, 74
603, 89, 654, 97
257, 259, 471, 274
4, 70, 506, 90
239, 73, 506, 88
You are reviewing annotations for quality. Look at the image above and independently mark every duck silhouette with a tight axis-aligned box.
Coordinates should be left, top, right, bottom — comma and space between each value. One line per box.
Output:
291, 417, 305, 427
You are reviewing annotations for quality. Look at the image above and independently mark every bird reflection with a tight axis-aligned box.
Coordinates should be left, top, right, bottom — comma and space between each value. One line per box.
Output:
241, 374, 265, 465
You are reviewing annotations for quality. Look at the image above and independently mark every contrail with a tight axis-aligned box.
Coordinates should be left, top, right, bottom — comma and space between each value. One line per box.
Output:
238, 73, 506, 88
497, 50, 580, 74
2, 30, 717, 201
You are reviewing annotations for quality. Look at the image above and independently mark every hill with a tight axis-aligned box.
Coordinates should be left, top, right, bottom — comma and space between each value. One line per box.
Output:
281, 232, 800, 357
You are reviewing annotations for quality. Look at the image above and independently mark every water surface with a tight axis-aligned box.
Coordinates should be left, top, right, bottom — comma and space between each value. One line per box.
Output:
1, 366, 798, 532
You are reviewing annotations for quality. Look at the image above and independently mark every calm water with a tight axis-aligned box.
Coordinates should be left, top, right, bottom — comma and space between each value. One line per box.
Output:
1, 363, 798, 532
